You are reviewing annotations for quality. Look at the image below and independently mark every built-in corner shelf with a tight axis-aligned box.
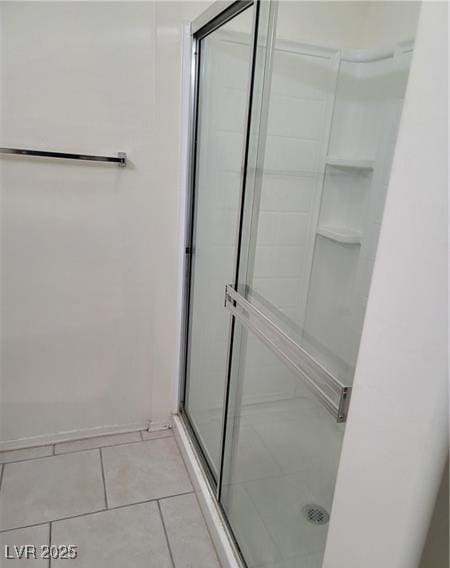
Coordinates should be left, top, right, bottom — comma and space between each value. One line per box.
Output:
316, 225, 362, 245
325, 156, 375, 171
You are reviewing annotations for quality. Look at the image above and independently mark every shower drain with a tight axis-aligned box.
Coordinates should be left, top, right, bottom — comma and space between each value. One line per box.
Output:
302, 504, 329, 526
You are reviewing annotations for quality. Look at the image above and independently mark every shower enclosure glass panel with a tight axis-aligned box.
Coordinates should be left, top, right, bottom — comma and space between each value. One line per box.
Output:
183, 1, 418, 567
221, 323, 344, 566
236, 9, 416, 385
219, 2, 416, 566
183, 4, 255, 478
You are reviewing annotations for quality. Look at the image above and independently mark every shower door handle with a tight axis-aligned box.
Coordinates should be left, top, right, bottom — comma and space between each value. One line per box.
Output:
224, 284, 352, 422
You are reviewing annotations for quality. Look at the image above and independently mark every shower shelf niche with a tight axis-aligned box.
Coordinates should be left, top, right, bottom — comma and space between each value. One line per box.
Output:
316, 225, 362, 245
302, 41, 415, 370
325, 156, 374, 171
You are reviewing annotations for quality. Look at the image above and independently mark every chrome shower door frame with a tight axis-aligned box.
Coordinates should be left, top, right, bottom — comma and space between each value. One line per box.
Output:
178, 0, 262, 499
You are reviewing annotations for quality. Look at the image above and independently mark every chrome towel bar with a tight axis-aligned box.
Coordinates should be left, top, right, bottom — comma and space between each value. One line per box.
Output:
0, 147, 127, 167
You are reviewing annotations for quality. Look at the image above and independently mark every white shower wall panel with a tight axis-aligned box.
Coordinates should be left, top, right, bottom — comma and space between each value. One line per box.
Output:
328, 58, 390, 159
304, 47, 414, 371
243, 48, 338, 405
258, 174, 315, 212
349, 49, 414, 363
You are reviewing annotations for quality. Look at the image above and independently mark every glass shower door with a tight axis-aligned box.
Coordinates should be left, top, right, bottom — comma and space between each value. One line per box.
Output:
183, 1, 417, 566
219, 18, 348, 563
221, 323, 345, 567
182, 3, 256, 480
218, 2, 416, 566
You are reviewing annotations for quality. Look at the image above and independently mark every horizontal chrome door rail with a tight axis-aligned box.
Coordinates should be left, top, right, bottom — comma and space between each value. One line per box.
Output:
0, 147, 127, 167
224, 284, 352, 422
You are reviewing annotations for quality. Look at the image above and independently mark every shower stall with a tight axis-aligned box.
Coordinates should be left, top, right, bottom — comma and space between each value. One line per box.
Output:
179, 1, 418, 566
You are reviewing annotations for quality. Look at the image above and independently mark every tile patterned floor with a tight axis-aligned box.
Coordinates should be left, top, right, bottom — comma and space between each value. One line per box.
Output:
0, 430, 221, 567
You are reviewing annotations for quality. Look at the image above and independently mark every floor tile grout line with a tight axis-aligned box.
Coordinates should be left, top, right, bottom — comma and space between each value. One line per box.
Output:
0, 515, 107, 535
0, 522, 50, 534
0, 449, 91, 466
55, 435, 153, 455
0, 491, 195, 534
157, 499, 176, 568
98, 448, 109, 509
0, 428, 173, 455
0, 432, 174, 465
0, 450, 55, 466
0, 432, 146, 455
0, 433, 144, 456
59, 434, 173, 454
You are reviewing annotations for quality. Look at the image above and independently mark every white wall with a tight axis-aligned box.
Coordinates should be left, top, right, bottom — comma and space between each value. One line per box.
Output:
275, 1, 420, 48
419, 458, 449, 568
275, 1, 366, 47
323, 2, 448, 567
360, 1, 421, 49
0, 1, 209, 448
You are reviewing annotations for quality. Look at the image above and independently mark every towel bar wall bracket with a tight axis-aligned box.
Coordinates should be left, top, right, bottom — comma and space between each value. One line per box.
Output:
0, 147, 127, 167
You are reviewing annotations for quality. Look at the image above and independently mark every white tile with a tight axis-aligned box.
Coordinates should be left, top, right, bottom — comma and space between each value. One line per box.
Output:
215, 86, 247, 133
213, 39, 253, 90
244, 333, 282, 367
264, 136, 320, 173
101, 438, 192, 508
54, 432, 141, 454
52, 502, 171, 568
251, 410, 343, 476
226, 425, 282, 484
243, 475, 329, 559
0, 445, 53, 464
240, 364, 297, 406
302, 465, 338, 514
257, 212, 308, 246
216, 171, 241, 211
271, 51, 333, 100
141, 429, 173, 441
268, 96, 326, 140
253, 246, 305, 279
221, 483, 281, 568
253, 277, 303, 309
215, 131, 245, 172
240, 398, 306, 426
260, 174, 315, 213
0, 524, 49, 566
159, 493, 220, 568
211, 208, 239, 246
0, 450, 105, 530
